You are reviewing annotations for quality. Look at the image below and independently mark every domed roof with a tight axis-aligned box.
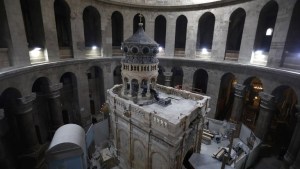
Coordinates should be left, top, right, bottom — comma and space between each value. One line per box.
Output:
121, 23, 159, 64
123, 24, 158, 46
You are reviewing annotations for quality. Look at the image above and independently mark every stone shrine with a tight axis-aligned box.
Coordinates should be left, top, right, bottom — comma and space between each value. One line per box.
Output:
107, 21, 211, 169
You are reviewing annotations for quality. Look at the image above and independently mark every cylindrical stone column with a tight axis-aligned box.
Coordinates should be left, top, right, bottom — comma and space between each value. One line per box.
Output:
163, 72, 173, 87
281, 106, 300, 169
16, 93, 39, 152
48, 83, 63, 130
254, 92, 275, 140
291, 147, 300, 169
230, 84, 246, 123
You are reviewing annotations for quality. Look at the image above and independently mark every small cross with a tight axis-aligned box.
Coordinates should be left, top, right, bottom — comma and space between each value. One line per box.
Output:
139, 13, 143, 23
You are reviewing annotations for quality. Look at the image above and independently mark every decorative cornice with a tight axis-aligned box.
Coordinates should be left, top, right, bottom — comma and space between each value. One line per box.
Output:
95, 0, 252, 11
234, 84, 245, 97
259, 92, 275, 110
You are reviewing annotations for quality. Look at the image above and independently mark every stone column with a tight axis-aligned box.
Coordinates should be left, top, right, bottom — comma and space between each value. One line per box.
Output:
40, 0, 60, 61
146, 80, 151, 97
281, 106, 300, 169
163, 72, 173, 87
4, 0, 30, 66
254, 92, 275, 140
48, 83, 63, 131
291, 149, 300, 169
165, 17, 176, 57
211, 13, 229, 61
70, 8, 85, 59
238, 3, 260, 64
185, 18, 197, 58
16, 94, 45, 169
16, 93, 39, 151
230, 84, 246, 123
128, 79, 132, 97
267, 0, 297, 68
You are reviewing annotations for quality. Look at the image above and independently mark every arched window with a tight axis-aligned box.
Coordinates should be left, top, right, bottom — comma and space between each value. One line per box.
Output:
155, 15, 166, 48
0, 0, 11, 67
243, 77, 263, 129
54, 0, 73, 58
60, 72, 80, 124
83, 6, 101, 48
196, 12, 215, 55
253, 1, 278, 52
20, 0, 45, 49
215, 73, 236, 120
133, 13, 145, 33
111, 11, 123, 47
192, 69, 208, 94
171, 66, 183, 88
225, 8, 246, 61
174, 15, 187, 56
283, 1, 300, 69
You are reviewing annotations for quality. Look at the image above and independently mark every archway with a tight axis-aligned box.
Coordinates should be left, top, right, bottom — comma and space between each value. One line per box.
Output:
0, 0, 11, 67
171, 66, 183, 88
87, 66, 105, 116
155, 15, 166, 48
54, 0, 73, 58
60, 72, 80, 124
242, 77, 263, 130
225, 8, 246, 61
253, 1, 278, 53
196, 12, 215, 55
266, 86, 298, 156
215, 73, 236, 120
32, 77, 51, 143
157, 66, 165, 85
20, 0, 47, 63
113, 65, 122, 85
192, 69, 208, 94
282, 0, 300, 69
111, 11, 123, 56
0, 88, 22, 169
174, 15, 187, 57
83, 6, 101, 48
131, 79, 139, 97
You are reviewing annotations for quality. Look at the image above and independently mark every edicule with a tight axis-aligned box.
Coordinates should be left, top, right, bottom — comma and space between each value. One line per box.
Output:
107, 21, 211, 169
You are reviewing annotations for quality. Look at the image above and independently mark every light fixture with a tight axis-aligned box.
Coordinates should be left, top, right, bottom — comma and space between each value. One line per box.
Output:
33, 47, 41, 51
201, 48, 208, 54
92, 46, 97, 50
266, 28, 273, 36
254, 50, 263, 55
158, 47, 163, 52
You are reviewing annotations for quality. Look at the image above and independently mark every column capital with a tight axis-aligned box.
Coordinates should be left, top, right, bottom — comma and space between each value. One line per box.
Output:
17, 93, 36, 115
49, 83, 63, 92
163, 72, 173, 77
48, 83, 63, 98
234, 84, 246, 97
259, 92, 275, 110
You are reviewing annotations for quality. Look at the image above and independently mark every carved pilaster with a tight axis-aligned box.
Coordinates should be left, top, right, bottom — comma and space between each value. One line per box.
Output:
254, 92, 275, 140
281, 105, 300, 169
16, 93, 39, 150
48, 83, 63, 130
163, 72, 173, 87
230, 84, 246, 123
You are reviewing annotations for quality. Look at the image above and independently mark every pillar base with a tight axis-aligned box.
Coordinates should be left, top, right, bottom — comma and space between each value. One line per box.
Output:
18, 144, 48, 169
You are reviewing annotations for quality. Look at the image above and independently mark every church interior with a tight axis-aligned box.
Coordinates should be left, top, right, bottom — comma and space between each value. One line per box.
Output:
0, 0, 300, 169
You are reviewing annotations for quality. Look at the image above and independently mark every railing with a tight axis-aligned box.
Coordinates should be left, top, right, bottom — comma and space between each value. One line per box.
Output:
174, 48, 185, 57
59, 47, 73, 59
224, 50, 239, 61
112, 46, 123, 57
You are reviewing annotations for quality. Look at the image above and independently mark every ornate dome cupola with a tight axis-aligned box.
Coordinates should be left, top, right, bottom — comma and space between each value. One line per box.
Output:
121, 14, 159, 100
